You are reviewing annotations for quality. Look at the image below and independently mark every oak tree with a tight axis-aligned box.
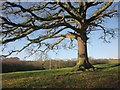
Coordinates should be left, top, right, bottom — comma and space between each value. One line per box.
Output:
0, 1, 118, 71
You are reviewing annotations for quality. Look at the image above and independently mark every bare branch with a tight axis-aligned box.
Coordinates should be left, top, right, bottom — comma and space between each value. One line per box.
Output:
50, 37, 65, 50
1, 1, 117, 57
95, 10, 117, 19
87, 1, 114, 22
87, 2, 103, 8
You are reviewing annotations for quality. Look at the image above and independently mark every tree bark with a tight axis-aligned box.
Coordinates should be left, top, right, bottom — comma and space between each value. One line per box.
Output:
74, 35, 95, 71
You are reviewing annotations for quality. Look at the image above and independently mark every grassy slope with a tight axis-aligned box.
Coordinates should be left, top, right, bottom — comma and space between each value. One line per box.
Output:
2, 63, 120, 88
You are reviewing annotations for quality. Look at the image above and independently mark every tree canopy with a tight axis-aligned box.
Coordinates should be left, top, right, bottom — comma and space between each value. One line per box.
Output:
0, 1, 118, 58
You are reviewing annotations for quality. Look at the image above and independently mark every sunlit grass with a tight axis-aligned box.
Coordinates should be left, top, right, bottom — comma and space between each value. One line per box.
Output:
2, 62, 120, 88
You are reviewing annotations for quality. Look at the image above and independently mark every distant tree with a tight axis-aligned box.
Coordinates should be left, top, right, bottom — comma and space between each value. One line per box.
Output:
0, 1, 118, 71
36, 52, 49, 61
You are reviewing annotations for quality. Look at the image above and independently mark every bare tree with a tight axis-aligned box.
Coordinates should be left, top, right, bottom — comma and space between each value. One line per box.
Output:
0, 1, 118, 71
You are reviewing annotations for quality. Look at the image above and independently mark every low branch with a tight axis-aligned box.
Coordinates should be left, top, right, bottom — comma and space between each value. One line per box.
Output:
1, 22, 66, 44
50, 37, 65, 49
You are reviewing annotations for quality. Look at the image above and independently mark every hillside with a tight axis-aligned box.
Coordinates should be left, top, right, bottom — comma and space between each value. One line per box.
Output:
2, 62, 120, 88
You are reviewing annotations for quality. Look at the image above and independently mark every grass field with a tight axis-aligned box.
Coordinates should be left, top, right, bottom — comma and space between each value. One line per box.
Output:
1, 62, 120, 88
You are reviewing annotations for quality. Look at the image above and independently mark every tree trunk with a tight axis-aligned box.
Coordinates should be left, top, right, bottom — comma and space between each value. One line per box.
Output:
74, 36, 95, 71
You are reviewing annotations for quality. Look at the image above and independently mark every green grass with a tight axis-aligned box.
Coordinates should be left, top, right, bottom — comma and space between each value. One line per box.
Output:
2, 63, 120, 88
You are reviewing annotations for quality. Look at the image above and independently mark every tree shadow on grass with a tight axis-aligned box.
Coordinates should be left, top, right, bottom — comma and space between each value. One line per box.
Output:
54, 63, 120, 79
95, 63, 120, 71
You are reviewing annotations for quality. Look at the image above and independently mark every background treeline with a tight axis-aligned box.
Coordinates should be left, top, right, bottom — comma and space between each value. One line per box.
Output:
1, 57, 119, 73
1, 57, 76, 73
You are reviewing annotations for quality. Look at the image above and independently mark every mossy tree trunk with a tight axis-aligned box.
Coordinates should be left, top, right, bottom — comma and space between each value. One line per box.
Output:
74, 33, 95, 71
